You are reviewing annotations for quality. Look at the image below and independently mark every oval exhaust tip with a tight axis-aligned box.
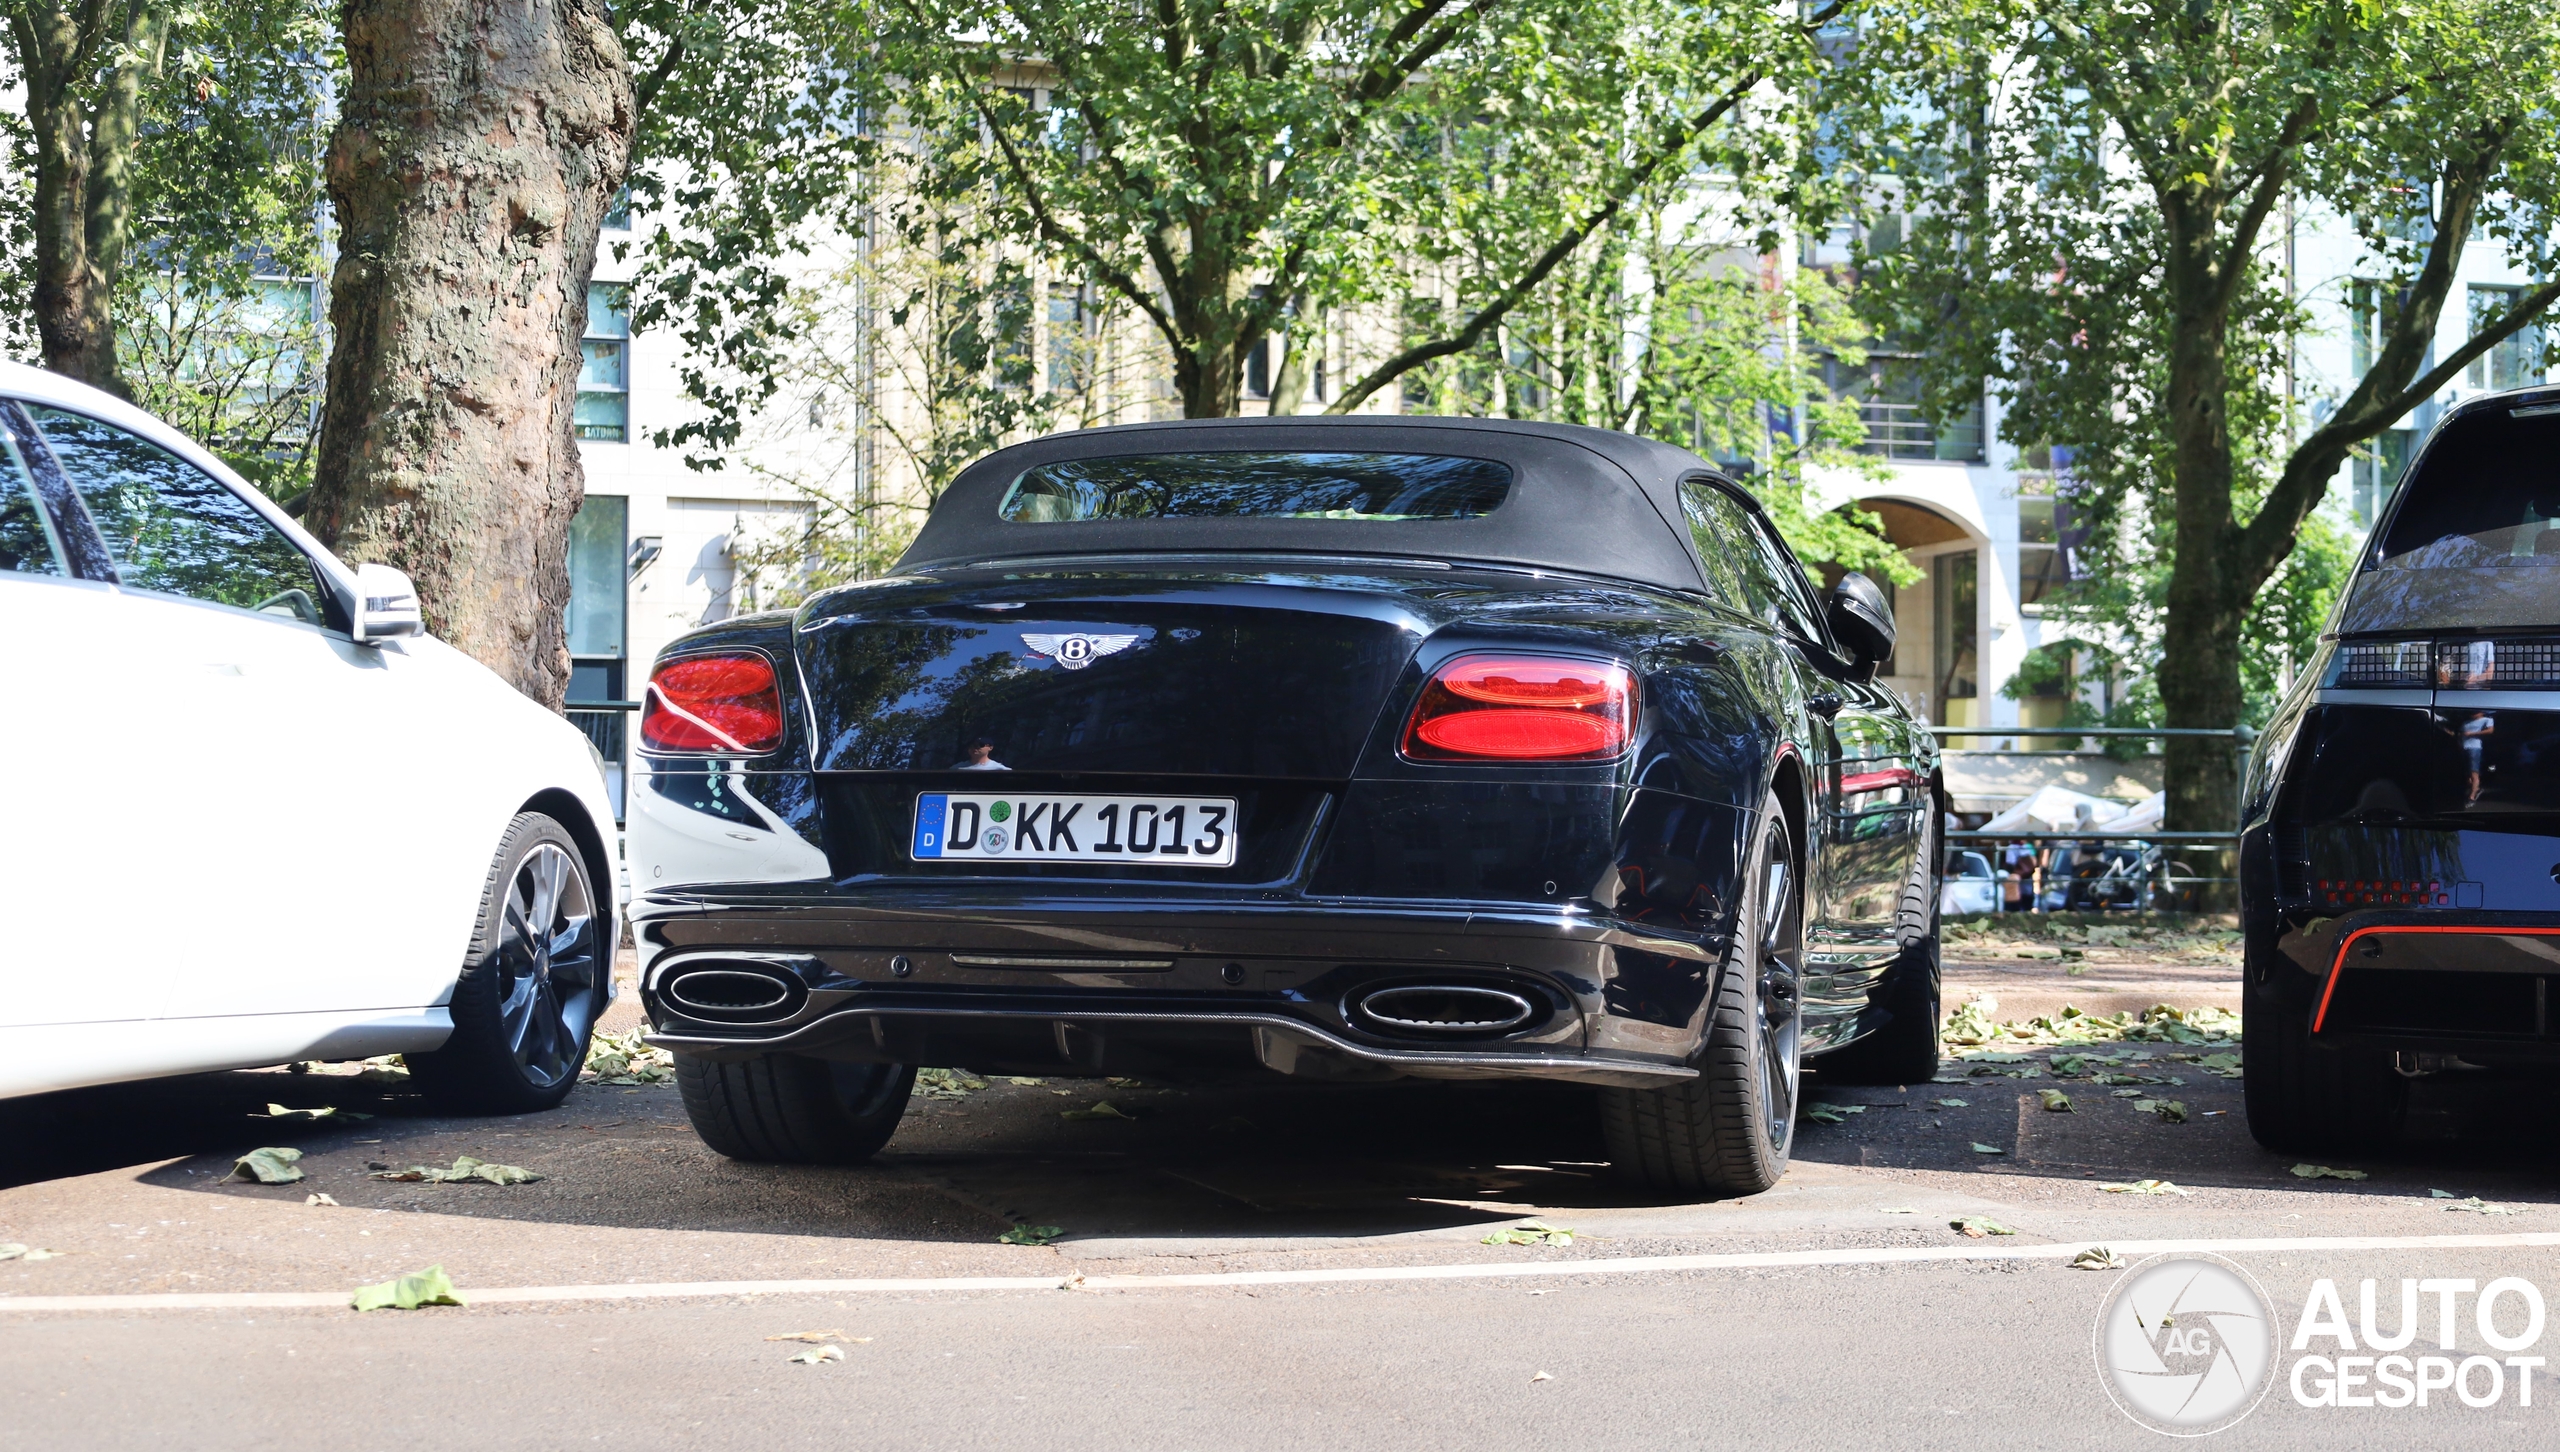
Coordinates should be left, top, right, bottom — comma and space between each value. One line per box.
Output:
664, 968, 796, 1016
1352, 984, 1538, 1034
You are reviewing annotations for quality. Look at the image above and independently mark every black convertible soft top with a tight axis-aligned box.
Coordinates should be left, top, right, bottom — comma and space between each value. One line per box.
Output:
892, 416, 1727, 594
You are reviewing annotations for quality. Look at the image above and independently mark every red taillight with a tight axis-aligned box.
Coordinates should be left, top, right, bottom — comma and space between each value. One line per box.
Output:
1402, 654, 1633, 761
642, 654, 784, 754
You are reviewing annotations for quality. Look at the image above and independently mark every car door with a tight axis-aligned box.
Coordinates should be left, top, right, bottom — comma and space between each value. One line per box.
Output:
0, 403, 180, 1033
20, 403, 454, 1021
1679, 477, 1919, 1041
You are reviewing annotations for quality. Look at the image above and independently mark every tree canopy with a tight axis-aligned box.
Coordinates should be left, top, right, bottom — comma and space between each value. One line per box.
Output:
1858, 0, 2560, 825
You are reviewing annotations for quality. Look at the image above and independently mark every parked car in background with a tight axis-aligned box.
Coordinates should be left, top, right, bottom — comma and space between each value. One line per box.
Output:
1941, 850, 1999, 916
2241, 384, 2560, 1151
0, 363, 620, 1112
629, 417, 1942, 1196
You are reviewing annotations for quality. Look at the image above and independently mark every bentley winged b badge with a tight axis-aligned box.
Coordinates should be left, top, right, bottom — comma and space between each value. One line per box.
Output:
1021, 632, 1140, 670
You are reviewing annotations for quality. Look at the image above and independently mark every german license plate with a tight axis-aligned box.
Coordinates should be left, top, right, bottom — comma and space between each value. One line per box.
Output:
911, 792, 1238, 866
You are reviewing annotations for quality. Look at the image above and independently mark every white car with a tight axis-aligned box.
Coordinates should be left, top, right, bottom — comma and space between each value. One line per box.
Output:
0, 363, 620, 1111
1940, 849, 2001, 917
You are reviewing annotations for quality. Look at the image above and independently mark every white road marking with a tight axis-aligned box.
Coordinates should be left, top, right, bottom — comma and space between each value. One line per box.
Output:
4, 1231, 2557, 1314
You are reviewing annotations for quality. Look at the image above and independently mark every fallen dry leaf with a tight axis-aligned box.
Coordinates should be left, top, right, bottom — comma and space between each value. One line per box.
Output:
351, 1265, 463, 1311
230, 1147, 305, 1184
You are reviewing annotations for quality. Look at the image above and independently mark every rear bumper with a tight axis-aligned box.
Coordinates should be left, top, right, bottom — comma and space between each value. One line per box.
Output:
631, 887, 1724, 1086
2274, 907, 2560, 1058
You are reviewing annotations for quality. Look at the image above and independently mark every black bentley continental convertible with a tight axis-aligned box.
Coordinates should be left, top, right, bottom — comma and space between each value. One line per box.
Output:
627, 418, 1941, 1195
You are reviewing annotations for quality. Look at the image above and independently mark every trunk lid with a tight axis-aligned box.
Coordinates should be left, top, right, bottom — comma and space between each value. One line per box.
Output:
795, 571, 1426, 777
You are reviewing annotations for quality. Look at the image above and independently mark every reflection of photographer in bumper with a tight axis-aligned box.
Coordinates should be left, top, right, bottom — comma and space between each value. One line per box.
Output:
2461, 712, 2495, 802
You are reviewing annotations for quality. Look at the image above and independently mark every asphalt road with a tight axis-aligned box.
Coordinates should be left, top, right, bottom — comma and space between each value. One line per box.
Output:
7, 962, 2560, 1449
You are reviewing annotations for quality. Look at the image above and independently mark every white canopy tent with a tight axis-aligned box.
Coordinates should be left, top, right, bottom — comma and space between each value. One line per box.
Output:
1977, 784, 2128, 835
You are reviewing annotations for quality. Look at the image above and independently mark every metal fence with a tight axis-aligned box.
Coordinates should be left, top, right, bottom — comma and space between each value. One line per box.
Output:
1931, 724, 2251, 911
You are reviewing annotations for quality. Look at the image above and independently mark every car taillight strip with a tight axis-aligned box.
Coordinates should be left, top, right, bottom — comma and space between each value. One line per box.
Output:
642, 653, 786, 754
2333, 637, 2560, 689
1402, 653, 1634, 762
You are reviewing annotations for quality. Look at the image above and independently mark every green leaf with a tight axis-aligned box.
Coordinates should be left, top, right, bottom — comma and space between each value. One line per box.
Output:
2098, 1179, 2189, 1196
999, 1224, 1064, 1246
2038, 1089, 2074, 1112
2291, 1164, 2368, 1181
1060, 1101, 1137, 1121
259, 1104, 372, 1122
351, 1265, 464, 1311
2071, 1246, 2127, 1270
1970, 1142, 2006, 1155
0, 1244, 64, 1262
368, 1155, 541, 1185
2444, 1197, 2517, 1216
230, 1147, 305, 1184
1932, 1097, 1968, 1108
1950, 1216, 2013, 1237
1481, 1221, 1575, 1247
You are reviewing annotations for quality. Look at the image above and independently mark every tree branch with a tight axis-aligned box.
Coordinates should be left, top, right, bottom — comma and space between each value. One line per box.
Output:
2234, 143, 2544, 581
632, 35, 687, 127
2209, 95, 2316, 316
961, 84, 1182, 354
1324, 65, 1766, 414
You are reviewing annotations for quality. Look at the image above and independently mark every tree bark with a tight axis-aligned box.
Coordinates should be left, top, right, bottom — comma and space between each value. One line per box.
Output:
309, 0, 633, 708
7, 0, 169, 395
2153, 191, 2248, 834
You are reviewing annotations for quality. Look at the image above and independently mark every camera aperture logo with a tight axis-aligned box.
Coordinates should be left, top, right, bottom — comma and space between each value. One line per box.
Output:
2094, 1254, 2278, 1436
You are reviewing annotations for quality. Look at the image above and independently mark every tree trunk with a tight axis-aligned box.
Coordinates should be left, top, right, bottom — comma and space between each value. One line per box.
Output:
309, 0, 633, 709
2153, 203, 2246, 834
10, 0, 168, 396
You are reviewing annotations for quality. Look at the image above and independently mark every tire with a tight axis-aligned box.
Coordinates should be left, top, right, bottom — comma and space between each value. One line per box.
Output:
1600, 796, 1804, 1196
409, 813, 609, 1116
2242, 936, 2405, 1153
1816, 807, 1944, 1085
676, 1053, 915, 1164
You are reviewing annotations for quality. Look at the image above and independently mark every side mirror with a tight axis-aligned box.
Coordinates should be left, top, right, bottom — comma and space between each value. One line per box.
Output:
1825, 571, 1896, 674
350, 562, 424, 643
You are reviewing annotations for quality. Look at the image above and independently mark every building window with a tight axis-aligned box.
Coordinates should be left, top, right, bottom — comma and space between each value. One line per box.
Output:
1048, 285, 1089, 393
2352, 428, 2413, 528
1820, 353, 1984, 462
1933, 548, 1978, 725
564, 493, 629, 815
2468, 284, 2544, 390
577, 284, 630, 442
602, 185, 631, 232
2349, 278, 2401, 379
2017, 478, 2067, 606
1243, 335, 1271, 400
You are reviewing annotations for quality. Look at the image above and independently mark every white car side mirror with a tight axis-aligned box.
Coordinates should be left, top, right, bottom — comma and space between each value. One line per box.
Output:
350, 562, 425, 643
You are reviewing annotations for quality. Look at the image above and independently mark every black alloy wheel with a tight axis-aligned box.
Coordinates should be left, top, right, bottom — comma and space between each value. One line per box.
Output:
1753, 843, 1807, 1150
1601, 795, 1805, 1196
411, 813, 608, 1114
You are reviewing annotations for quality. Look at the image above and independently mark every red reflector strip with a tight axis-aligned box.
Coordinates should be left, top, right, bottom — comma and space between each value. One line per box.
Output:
1840, 767, 1921, 795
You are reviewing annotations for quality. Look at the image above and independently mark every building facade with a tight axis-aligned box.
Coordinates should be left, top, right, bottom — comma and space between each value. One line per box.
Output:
564, 205, 2551, 820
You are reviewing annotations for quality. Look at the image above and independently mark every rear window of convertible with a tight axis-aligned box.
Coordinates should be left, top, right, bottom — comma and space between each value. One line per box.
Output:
997, 451, 1513, 523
